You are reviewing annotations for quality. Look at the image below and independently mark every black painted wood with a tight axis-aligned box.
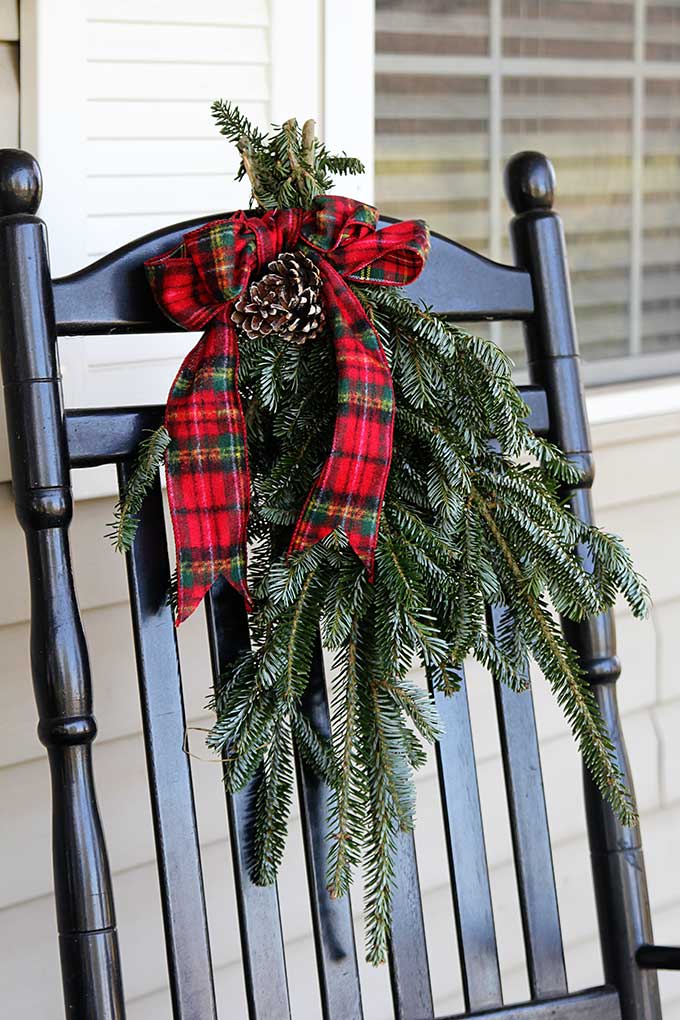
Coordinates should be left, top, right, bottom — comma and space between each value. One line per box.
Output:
67, 406, 165, 467
0, 150, 125, 1018
51, 216, 533, 335
636, 946, 680, 971
296, 639, 365, 1019
437, 987, 623, 1020
432, 670, 503, 1012
204, 578, 292, 1020
388, 830, 435, 1019
403, 223, 534, 321
488, 605, 567, 1000
119, 464, 217, 1019
63, 387, 551, 470
506, 150, 662, 1020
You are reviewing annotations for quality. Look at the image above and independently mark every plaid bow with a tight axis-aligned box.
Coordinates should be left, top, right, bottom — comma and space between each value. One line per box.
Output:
145, 196, 429, 624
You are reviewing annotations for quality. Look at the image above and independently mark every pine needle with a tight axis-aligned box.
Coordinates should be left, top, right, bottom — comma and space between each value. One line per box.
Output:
108, 425, 170, 553
211, 100, 365, 209
201, 267, 649, 960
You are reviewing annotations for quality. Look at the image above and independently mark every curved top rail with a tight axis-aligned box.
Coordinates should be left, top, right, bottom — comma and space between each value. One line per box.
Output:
52, 213, 534, 336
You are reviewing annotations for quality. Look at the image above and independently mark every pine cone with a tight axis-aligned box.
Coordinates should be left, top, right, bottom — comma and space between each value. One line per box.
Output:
232, 250, 325, 344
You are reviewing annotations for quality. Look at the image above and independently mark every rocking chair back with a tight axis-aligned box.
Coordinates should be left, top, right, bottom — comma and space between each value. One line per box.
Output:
0, 147, 664, 1020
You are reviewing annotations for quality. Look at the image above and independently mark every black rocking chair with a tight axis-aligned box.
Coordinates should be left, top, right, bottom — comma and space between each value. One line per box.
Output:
0, 146, 677, 1020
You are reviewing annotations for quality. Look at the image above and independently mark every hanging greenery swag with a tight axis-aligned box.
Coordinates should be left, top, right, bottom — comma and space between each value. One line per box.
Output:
111, 101, 649, 965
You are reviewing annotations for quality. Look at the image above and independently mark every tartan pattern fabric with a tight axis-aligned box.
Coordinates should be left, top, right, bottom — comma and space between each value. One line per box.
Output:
286, 258, 394, 573
145, 196, 430, 623
163, 315, 251, 621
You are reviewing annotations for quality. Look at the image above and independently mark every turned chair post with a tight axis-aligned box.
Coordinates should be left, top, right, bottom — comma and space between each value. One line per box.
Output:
506, 151, 661, 1020
0, 150, 125, 1019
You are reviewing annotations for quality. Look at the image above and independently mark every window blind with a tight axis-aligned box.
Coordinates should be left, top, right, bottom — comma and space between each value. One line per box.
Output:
375, 0, 680, 380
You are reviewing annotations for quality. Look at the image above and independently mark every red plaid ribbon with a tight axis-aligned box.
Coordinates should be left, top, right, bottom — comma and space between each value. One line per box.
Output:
145, 196, 429, 624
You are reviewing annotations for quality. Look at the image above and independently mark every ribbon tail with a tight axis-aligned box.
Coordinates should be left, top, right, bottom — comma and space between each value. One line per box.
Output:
287, 262, 394, 576
165, 314, 251, 624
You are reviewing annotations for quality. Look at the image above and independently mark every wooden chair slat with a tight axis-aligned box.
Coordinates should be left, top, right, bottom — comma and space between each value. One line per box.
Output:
388, 831, 435, 1019
67, 406, 164, 467
204, 579, 292, 1020
52, 218, 533, 335
437, 987, 622, 1020
119, 465, 218, 1020
432, 672, 504, 1012
63, 386, 550, 470
296, 639, 365, 1019
488, 605, 568, 1000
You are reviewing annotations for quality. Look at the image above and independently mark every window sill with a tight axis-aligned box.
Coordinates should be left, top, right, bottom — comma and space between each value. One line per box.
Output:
587, 376, 680, 428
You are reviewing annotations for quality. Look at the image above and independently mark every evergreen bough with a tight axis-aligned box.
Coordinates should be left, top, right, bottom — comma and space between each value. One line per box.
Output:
114, 105, 649, 965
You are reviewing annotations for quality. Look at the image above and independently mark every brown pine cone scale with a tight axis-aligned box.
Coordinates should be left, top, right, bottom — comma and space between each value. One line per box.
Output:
232, 250, 326, 344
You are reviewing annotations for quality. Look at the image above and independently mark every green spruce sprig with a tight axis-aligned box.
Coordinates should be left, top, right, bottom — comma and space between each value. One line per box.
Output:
108, 424, 170, 552
211, 99, 365, 209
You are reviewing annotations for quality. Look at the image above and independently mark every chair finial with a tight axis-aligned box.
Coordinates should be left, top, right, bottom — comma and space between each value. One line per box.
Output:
0, 149, 43, 216
505, 151, 555, 214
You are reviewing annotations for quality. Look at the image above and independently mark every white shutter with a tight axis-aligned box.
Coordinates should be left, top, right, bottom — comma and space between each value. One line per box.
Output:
5, 0, 373, 492
12, 0, 329, 495
21, 0, 271, 274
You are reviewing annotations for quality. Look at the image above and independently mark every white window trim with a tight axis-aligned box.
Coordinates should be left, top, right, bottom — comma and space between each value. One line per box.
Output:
587, 377, 680, 428
322, 0, 374, 204
19, 0, 88, 275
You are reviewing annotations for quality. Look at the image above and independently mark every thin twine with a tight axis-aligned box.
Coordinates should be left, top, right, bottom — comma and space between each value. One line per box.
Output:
182, 726, 269, 765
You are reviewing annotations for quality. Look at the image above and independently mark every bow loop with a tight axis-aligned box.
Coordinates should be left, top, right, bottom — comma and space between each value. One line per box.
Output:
300, 195, 430, 286
145, 250, 224, 332
146, 209, 308, 327
146, 196, 430, 624
301, 195, 379, 252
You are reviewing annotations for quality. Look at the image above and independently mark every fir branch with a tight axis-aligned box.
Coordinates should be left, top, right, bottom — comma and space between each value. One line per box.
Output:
108, 425, 170, 553
211, 101, 365, 209
473, 486, 636, 824
292, 708, 339, 788
208, 275, 647, 960
252, 712, 295, 885
328, 619, 366, 899
125, 103, 651, 964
